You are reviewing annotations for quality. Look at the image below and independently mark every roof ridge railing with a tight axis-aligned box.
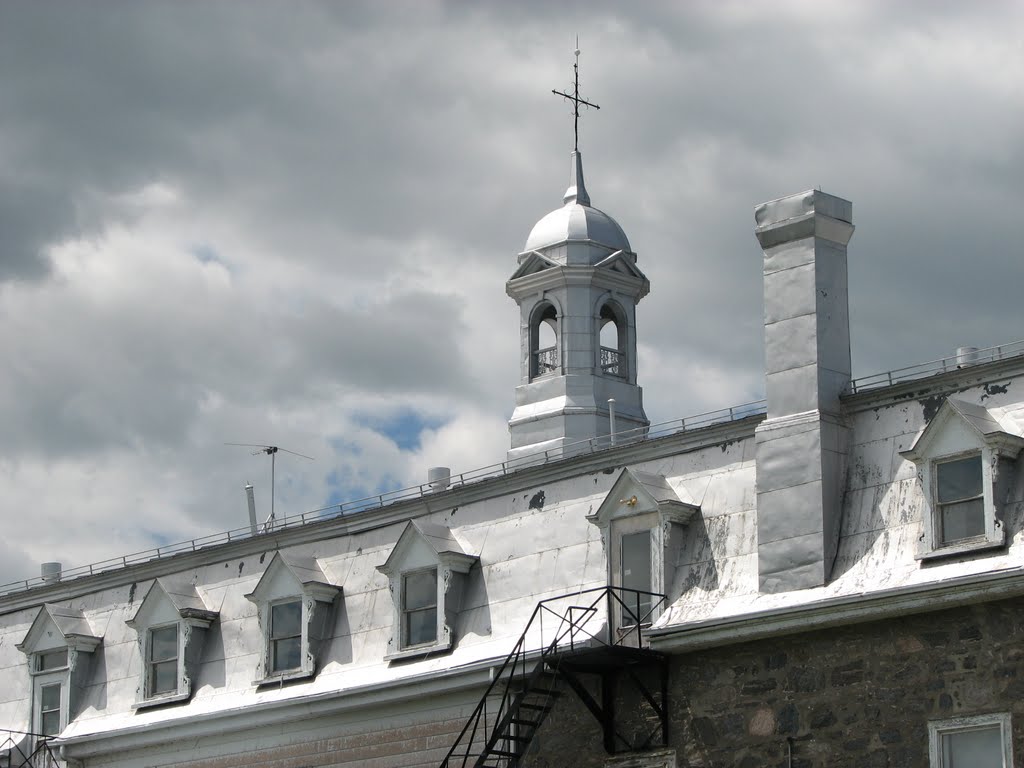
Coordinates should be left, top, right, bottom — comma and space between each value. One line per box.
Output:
848, 339, 1024, 395
0, 399, 766, 597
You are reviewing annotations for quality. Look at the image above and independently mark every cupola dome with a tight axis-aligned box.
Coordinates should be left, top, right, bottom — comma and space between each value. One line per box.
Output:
523, 151, 631, 256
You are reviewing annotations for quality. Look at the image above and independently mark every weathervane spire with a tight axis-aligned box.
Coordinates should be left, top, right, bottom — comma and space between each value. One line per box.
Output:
552, 37, 600, 152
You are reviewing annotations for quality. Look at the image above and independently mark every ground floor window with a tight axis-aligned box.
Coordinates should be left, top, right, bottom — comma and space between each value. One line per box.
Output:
929, 713, 1013, 767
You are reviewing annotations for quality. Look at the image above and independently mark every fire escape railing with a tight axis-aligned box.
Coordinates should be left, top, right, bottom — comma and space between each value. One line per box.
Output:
1, 730, 62, 768
440, 586, 667, 768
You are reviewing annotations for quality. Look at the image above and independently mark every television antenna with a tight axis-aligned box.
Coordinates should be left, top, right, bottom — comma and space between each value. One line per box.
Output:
225, 444, 314, 531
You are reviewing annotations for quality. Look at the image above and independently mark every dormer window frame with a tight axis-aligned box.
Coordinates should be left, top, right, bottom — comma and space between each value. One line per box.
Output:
377, 520, 479, 662
589, 469, 699, 632
901, 398, 1024, 562
126, 579, 218, 709
30, 649, 71, 742
17, 604, 102, 743
244, 552, 341, 687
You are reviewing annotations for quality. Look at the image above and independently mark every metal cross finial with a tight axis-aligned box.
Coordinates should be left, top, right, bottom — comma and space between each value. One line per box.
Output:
552, 37, 600, 152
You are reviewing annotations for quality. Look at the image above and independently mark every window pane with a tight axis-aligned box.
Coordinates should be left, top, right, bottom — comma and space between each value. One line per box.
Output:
150, 625, 178, 662
941, 725, 1002, 767
938, 457, 983, 503
271, 601, 302, 639
272, 636, 301, 672
941, 499, 986, 543
39, 682, 61, 736
403, 570, 437, 611
41, 710, 61, 737
40, 683, 61, 711
150, 659, 178, 695
404, 607, 437, 647
38, 649, 67, 671
621, 531, 653, 620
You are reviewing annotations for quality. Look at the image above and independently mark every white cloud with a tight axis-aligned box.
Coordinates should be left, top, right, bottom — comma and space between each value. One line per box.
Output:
0, 2, 1022, 586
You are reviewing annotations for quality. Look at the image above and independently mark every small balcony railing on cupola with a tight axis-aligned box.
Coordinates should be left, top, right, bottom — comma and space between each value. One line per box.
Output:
532, 346, 558, 377
600, 347, 625, 377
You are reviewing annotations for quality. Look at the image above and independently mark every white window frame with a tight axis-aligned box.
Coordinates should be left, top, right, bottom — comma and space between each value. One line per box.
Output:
17, 604, 101, 742
401, 567, 440, 650
146, 622, 181, 698
916, 447, 1008, 560
933, 453, 986, 546
588, 469, 699, 636
610, 514, 658, 630
928, 713, 1013, 767
31, 654, 70, 742
244, 553, 340, 686
902, 399, 1024, 561
268, 598, 304, 675
377, 521, 478, 662
126, 580, 217, 709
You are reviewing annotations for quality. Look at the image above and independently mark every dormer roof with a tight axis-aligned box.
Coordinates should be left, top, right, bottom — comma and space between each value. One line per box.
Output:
17, 604, 102, 653
377, 520, 477, 576
588, 468, 700, 529
126, 578, 218, 628
901, 398, 1024, 461
245, 552, 340, 605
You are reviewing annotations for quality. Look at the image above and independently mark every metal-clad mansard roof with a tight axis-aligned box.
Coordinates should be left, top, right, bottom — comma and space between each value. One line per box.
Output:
524, 150, 631, 255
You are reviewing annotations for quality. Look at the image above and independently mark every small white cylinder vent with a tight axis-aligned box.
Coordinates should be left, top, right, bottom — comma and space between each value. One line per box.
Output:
41, 562, 62, 584
956, 347, 980, 368
427, 466, 451, 491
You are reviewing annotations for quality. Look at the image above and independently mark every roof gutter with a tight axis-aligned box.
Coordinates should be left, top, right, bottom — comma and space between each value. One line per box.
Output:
647, 565, 1024, 653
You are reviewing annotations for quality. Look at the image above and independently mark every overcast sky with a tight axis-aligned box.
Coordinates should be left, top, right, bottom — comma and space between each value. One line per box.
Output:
1, 1, 1022, 586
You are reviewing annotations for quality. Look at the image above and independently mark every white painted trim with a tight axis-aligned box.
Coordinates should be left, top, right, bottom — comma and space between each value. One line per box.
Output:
927, 712, 1013, 767
647, 566, 1024, 652
57, 653, 511, 759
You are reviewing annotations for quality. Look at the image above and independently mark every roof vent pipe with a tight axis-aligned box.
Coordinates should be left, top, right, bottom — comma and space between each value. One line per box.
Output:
956, 347, 980, 369
608, 398, 617, 446
41, 562, 62, 584
428, 467, 451, 492
245, 484, 258, 535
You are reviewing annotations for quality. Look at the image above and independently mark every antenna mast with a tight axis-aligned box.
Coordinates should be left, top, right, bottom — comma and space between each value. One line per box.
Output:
226, 443, 314, 531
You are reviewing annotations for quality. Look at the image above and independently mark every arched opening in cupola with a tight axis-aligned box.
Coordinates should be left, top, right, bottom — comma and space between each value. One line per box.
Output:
599, 301, 627, 377
530, 303, 559, 379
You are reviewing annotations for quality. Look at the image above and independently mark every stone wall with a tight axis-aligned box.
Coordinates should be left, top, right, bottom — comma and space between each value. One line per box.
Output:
525, 596, 1024, 767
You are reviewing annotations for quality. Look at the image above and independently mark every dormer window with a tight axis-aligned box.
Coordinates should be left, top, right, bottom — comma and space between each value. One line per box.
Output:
147, 625, 179, 696
935, 454, 984, 544
589, 469, 699, 631
402, 568, 439, 648
37, 649, 68, 672
269, 600, 302, 673
244, 552, 341, 685
378, 521, 478, 661
126, 578, 218, 707
17, 604, 102, 742
902, 398, 1024, 560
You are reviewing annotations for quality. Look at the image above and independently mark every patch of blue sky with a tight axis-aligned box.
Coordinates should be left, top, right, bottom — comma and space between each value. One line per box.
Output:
189, 243, 224, 267
353, 408, 449, 452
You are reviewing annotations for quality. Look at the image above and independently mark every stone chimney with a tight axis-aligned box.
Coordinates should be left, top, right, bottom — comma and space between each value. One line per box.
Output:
753, 190, 854, 593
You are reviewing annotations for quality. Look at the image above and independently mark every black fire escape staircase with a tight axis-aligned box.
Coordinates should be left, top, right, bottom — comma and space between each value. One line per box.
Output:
1, 730, 62, 768
440, 586, 669, 768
